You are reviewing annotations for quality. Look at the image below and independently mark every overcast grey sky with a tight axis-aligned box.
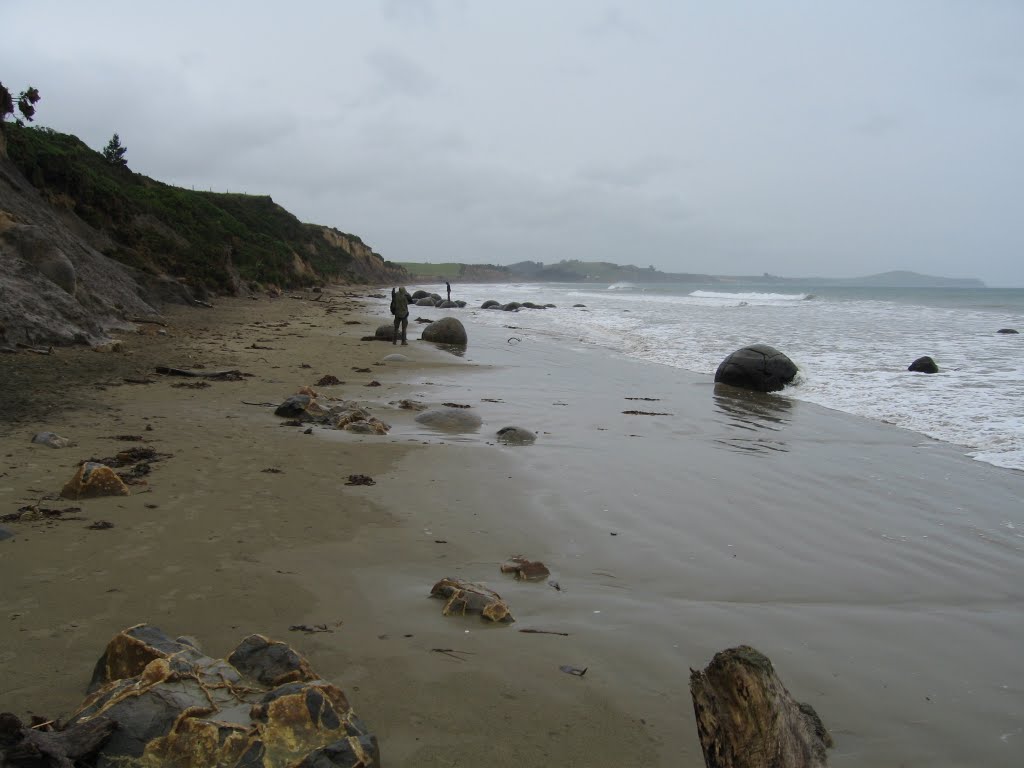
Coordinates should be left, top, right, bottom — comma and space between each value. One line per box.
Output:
4, 1, 1023, 284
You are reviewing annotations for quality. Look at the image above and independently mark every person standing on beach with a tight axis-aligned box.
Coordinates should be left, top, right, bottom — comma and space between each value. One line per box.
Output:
446, 281, 452, 303
391, 286, 410, 345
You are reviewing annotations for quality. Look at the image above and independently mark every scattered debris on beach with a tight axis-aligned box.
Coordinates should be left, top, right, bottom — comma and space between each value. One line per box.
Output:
30, 431, 74, 449
316, 374, 343, 386
442, 402, 471, 408
345, 474, 375, 486
625, 396, 662, 401
622, 410, 673, 416
559, 665, 588, 677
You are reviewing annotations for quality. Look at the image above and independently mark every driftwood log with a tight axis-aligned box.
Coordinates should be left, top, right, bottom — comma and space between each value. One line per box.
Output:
690, 646, 833, 768
154, 366, 243, 380
0, 712, 116, 768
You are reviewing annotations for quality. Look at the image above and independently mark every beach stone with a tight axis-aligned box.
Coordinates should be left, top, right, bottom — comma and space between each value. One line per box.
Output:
316, 374, 342, 386
502, 302, 521, 311
437, 300, 457, 308
495, 426, 536, 445
415, 407, 482, 432
61, 462, 129, 499
0, 526, 13, 541
374, 324, 396, 341
908, 355, 939, 374
573, 303, 586, 308
63, 624, 379, 768
481, 300, 500, 309
715, 344, 798, 393
421, 317, 468, 346
996, 328, 1018, 334
416, 297, 436, 306
690, 645, 832, 768
31, 431, 73, 448
381, 353, 410, 362
455, 300, 467, 307
411, 290, 430, 299
430, 577, 514, 623
272, 393, 327, 423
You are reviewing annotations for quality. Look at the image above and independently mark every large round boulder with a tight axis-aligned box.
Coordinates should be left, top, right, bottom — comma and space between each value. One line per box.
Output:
421, 317, 468, 346
714, 344, 798, 393
416, 297, 436, 306
997, 328, 1018, 334
908, 356, 939, 373
481, 300, 500, 309
374, 324, 396, 341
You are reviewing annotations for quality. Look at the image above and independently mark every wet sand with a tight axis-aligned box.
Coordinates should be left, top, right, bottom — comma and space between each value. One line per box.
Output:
1, 290, 1023, 767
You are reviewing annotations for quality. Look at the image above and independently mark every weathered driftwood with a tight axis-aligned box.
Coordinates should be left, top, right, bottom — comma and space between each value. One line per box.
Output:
689, 645, 833, 768
0, 712, 116, 768
154, 366, 242, 380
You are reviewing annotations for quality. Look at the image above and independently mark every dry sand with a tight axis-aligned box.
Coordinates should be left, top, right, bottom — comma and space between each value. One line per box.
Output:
2, 288, 1023, 767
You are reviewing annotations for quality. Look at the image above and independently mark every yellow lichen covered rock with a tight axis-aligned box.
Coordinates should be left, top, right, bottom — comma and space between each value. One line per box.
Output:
61, 462, 129, 499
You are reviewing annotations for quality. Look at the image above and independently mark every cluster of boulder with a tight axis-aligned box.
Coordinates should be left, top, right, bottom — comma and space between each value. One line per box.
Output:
480, 299, 556, 312
409, 289, 466, 309
365, 317, 468, 347
0, 624, 378, 768
275, 388, 390, 434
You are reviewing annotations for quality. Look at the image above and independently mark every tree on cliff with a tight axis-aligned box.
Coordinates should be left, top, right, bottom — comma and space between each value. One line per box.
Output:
0, 82, 41, 123
102, 133, 128, 166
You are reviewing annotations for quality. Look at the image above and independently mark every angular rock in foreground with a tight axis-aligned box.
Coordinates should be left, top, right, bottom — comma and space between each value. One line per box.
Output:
430, 577, 514, 622
60, 624, 380, 768
714, 344, 798, 393
61, 462, 129, 499
690, 645, 832, 768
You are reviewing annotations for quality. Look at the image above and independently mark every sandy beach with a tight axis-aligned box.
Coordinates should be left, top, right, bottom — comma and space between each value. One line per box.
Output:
1, 288, 1022, 767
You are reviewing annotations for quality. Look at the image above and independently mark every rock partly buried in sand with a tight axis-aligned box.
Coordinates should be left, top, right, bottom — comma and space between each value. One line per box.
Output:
481, 300, 501, 309
394, 398, 427, 411
715, 344, 798, 393
374, 324, 397, 341
61, 462, 129, 499
495, 426, 536, 445
421, 317, 468, 346
908, 355, 939, 374
431, 577, 514, 622
32, 431, 74, 448
997, 328, 1018, 334
500, 555, 550, 581
316, 374, 343, 386
690, 645, 832, 768
381, 353, 410, 362
64, 624, 379, 768
274, 394, 329, 421
415, 407, 482, 432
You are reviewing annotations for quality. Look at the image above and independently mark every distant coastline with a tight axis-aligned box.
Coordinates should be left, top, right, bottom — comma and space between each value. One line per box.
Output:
399, 260, 986, 289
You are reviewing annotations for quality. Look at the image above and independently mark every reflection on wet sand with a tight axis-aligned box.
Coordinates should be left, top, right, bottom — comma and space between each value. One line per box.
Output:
713, 384, 793, 455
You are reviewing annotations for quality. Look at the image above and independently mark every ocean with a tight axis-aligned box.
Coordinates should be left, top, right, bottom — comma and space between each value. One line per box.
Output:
426, 281, 1024, 472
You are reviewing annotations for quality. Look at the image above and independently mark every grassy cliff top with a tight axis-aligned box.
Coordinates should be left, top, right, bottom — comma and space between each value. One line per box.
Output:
3, 124, 405, 291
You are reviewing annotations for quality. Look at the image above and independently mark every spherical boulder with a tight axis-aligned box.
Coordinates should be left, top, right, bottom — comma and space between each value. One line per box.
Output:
908, 356, 939, 374
481, 300, 501, 309
997, 328, 1018, 334
416, 297, 436, 306
495, 426, 536, 445
502, 302, 521, 311
374, 324, 396, 341
421, 317, 468, 346
714, 344, 798, 393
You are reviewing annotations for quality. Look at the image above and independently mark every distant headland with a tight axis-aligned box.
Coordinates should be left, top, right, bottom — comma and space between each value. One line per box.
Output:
399, 260, 986, 289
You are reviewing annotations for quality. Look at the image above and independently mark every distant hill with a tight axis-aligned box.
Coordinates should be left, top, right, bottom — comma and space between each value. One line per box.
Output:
399, 260, 984, 288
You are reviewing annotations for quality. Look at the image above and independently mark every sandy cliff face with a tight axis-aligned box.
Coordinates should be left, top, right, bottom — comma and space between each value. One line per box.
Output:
0, 154, 173, 346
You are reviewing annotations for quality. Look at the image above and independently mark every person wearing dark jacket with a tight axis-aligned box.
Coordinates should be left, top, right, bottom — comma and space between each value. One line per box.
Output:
391, 287, 410, 345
